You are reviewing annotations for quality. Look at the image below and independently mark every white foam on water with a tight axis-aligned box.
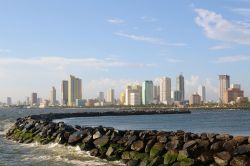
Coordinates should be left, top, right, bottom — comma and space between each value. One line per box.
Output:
0, 119, 15, 136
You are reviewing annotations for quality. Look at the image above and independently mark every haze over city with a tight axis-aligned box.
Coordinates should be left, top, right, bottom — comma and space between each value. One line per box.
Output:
0, 0, 250, 102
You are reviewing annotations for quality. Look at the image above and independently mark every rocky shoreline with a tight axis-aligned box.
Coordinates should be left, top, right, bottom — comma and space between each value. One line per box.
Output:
5, 113, 250, 166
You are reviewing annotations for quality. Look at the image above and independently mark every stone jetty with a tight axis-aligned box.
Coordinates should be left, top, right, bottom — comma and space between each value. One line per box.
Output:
6, 112, 250, 166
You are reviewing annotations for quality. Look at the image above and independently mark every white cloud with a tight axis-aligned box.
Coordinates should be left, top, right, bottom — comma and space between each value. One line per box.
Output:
114, 32, 187, 46
232, 8, 250, 16
0, 49, 11, 53
209, 44, 232, 50
194, 8, 250, 45
107, 18, 125, 24
0, 56, 154, 68
166, 58, 182, 63
214, 55, 250, 63
186, 75, 200, 87
140, 16, 157, 22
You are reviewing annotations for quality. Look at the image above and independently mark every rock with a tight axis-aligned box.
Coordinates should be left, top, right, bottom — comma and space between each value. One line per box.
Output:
163, 150, 178, 165
198, 152, 213, 164
198, 140, 210, 151
183, 140, 197, 150
207, 133, 217, 143
126, 160, 140, 166
157, 135, 168, 143
233, 136, 248, 145
216, 134, 232, 141
63, 131, 71, 141
200, 133, 208, 140
93, 135, 109, 149
131, 140, 144, 151
230, 155, 250, 166
125, 135, 137, 146
234, 144, 250, 155
121, 151, 131, 160
150, 143, 164, 159
147, 156, 163, 166
145, 139, 156, 153
68, 131, 84, 144
166, 139, 181, 150
93, 130, 102, 139
223, 140, 237, 153
90, 148, 99, 156
106, 146, 114, 156
213, 151, 231, 166
82, 133, 92, 143
210, 141, 223, 152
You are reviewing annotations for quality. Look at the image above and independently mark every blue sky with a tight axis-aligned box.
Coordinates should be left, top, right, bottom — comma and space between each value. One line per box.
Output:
0, 0, 250, 102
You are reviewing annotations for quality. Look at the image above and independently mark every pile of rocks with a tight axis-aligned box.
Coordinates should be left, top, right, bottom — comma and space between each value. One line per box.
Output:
6, 116, 250, 166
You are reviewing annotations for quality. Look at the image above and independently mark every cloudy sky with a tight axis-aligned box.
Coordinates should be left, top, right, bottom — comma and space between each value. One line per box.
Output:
0, 0, 250, 102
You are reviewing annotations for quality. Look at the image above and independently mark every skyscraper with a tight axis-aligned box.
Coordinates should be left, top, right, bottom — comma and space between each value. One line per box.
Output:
142, 80, 154, 105
31, 92, 38, 106
198, 85, 206, 103
106, 88, 114, 104
125, 84, 142, 105
159, 77, 171, 105
153, 85, 160, 102
219, 75, 230, 102
7, 97, 12, 106
61, 80, 68, 106
98, 92, 105, 102
50, 86, 56, 106
176, 74, 185, 101
68, 75, 82, 107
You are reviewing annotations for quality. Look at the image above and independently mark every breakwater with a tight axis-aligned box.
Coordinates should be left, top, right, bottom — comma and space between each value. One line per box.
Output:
5, 112, 250, 166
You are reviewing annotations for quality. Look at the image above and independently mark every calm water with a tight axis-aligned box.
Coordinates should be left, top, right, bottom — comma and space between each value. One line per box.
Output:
1, 108, 250, 165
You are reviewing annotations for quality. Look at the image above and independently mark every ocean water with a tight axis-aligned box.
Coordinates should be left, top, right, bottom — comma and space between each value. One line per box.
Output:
56, 109, 250, 136
1, 108, 250, 165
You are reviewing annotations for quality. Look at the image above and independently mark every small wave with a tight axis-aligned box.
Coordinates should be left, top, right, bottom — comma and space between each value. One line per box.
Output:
0, 119, 15, 136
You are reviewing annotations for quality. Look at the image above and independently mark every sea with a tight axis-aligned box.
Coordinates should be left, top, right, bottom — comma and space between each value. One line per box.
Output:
1, 108, 250, 166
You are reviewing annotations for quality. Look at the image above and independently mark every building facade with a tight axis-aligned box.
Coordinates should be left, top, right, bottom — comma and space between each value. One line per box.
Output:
142, 80, 154, 105
125, 85, 142, 105
68, 75, 82, 107
198, 85, 206, 103
189, 93, 201, 105
50, 86, 56, 106
176, 74, 185, 101
219, 75, 230, 103
224, 87, 244, 104
159, 77, 171, 105
106, 88, 115, 104
31, 92, 38, 106
61, 80, 68, 106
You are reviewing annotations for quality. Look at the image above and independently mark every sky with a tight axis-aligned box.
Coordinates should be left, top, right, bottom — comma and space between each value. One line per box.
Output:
0, 0, 250, 103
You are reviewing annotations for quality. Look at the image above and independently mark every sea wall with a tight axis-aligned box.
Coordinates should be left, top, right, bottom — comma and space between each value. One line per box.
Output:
6, 116, 250, 166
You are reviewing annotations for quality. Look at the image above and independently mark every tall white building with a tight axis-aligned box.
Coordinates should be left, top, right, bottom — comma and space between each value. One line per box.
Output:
159, 77, 171, 105
198, 85, 206, 103
50, 86, 56, 106
176, 74, 185, 101
142, 81, 154, 105
68, 75, 82, 107
106, 88, 114, 104
219, 75, 230, 102
130, 92, 141, 106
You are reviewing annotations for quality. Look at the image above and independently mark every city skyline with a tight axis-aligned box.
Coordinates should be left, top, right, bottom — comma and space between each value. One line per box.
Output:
0, 0, 250, 102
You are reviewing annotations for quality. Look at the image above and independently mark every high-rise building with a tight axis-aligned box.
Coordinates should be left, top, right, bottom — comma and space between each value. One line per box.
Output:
219, 75, 230, 102
173, 90, 182, 101
68, 75, 82, 107
230, 84, 241, 89
198, 85, 206, 103
31, 93, 38, 106
176, 74, 185, 101
125, 84, 142, 105
159, 77, 171, 105
224, 86, 244, 104
189, 92, 201, 105
130, 92, 141, 106
142, 81, 154, 105
106, 88, 115, 104
61, 80, 68, 106
119, 92, 125, 105
7, 97, 12, 106
50, 86, 56, 106
98, 92, 105, 102
153, 85, 160, 102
